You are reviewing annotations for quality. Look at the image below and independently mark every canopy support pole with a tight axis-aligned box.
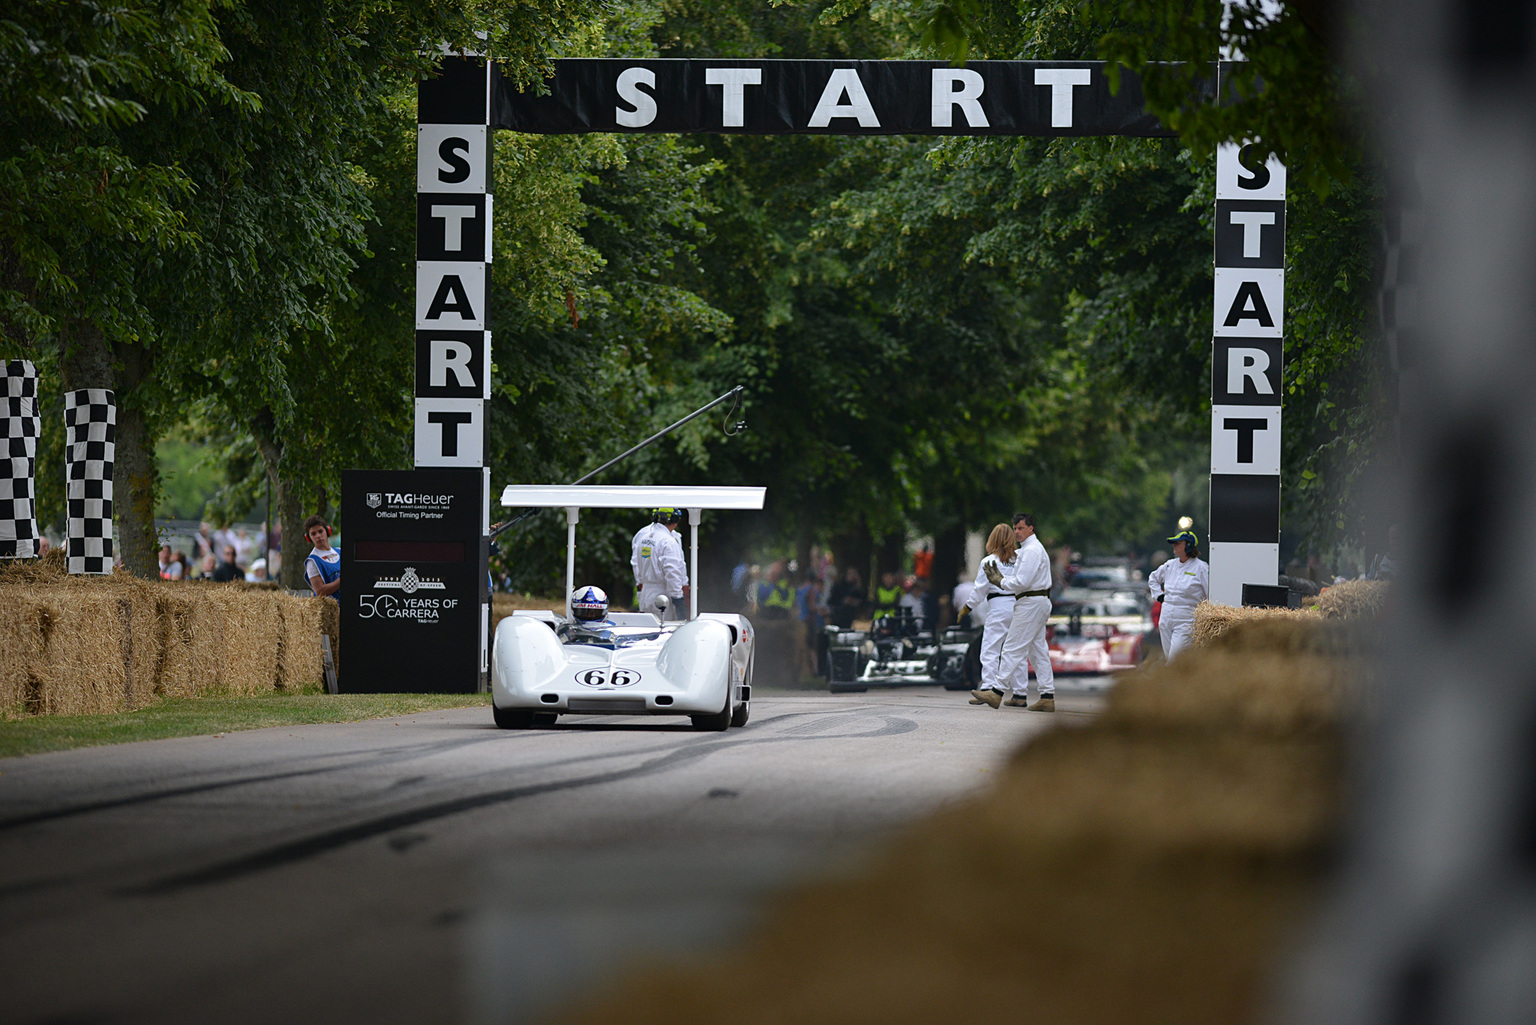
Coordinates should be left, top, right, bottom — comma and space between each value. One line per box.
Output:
688, 508, 701, 620
564, 507, 579, 619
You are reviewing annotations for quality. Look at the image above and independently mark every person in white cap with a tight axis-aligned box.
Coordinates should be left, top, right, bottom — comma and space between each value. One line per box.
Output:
1148, 529, 1209, 660
244, 558, 268, 583
631, 508, 687, 620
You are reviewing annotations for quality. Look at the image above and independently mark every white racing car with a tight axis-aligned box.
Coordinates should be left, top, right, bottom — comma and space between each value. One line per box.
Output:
490, 485, 764, 732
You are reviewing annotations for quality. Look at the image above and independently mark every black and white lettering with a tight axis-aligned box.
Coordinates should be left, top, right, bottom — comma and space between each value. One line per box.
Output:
931, 68, 987, 128
1213, 338, 1283, 404
616, 66, 657, 128
415, 330, 488, 399
1214, 269, 1284, 337
809, 69, 880, 128
415, 398, 484, 467
1216, 140, 1286, 202
416, 124, 487, 193
1211, 405, 1281, 474
416, 263, 487, 330
705, 67, 762, 127
1033, 67, 1091, 128
416, 194, 489, 261
1214, 199, 1285, 267
498, 60, 1172, 136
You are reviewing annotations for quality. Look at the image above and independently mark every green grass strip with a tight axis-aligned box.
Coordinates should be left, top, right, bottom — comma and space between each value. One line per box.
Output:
0, 691, 491, 760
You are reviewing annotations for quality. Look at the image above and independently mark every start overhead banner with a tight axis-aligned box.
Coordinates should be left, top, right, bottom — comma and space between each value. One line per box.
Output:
495, 60, 1186, 137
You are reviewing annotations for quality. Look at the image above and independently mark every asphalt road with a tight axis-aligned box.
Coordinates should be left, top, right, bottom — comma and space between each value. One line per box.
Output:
0, 683, 1106, 1025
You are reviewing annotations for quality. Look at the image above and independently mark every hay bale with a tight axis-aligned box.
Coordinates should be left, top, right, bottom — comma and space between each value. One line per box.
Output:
0, 571, 340, 715
33, 587, 130, 715
276, 597, 324, 692
1190, 600, 1313, 649
1315, 578, 1390, 620
195, 586, 286, 696
0, 545, 67, 583
551, 618, 1361, 1025
0, 592, 53, 716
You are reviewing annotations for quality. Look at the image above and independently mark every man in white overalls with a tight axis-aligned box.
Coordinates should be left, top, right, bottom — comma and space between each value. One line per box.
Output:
631, 508, 687, 620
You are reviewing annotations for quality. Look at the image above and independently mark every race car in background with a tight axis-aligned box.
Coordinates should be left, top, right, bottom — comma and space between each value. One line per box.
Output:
824, 611, 978, 694
490, 485, 764, 731
958, 595, 1153, 686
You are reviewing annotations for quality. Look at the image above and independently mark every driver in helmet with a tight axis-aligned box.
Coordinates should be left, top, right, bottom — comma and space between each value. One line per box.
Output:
566, 585, 616, 641
631, 508, 687, 620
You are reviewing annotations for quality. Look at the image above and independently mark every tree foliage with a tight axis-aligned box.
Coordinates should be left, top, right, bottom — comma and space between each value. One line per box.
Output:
3, 0, 1383, 589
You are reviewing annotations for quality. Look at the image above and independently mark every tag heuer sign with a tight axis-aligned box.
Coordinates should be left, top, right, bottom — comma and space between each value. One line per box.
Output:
366, 493, 383, 509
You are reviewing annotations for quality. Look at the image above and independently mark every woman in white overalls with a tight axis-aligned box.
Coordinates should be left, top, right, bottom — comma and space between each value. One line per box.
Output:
964, 523, 1019, 704
1148, 529, 1209, 661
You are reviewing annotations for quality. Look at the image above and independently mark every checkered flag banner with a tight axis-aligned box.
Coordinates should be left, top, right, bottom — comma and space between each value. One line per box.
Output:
1, 360, 40, 559
65, 388, 115, 574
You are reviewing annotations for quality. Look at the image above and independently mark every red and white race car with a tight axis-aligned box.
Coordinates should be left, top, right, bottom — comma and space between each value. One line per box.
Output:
1044, 602, 1151, 675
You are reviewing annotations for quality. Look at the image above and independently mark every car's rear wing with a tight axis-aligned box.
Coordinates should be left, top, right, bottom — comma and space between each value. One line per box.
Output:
498, 485, 766, 619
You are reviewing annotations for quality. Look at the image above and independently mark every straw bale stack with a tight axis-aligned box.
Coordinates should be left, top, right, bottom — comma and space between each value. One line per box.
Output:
1190, 599, 1313, 648
554, 612, 1369, 1025
1315, 578, 1389, 620
0, 555, 330, 717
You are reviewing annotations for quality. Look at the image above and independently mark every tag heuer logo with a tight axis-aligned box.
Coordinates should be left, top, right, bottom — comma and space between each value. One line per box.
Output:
366, 493, 382, 509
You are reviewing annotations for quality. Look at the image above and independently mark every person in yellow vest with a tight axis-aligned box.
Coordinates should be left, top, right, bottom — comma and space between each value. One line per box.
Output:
756, 560, 795, 619
872, 571, 904, 620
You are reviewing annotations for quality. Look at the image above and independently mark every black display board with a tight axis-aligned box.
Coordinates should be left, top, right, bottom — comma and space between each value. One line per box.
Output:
341, 468, 487, 693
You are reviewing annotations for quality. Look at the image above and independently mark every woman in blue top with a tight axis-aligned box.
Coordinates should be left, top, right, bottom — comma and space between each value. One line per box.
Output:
303, 514, 341, 600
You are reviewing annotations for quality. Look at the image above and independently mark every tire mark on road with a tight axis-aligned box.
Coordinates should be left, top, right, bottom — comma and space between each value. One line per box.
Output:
0, 735, 509, 832
121, 710, 918, 895
0, 704, 889, 833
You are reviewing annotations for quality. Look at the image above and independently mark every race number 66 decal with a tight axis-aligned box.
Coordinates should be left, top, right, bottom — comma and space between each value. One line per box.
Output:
575, 667, 641, 688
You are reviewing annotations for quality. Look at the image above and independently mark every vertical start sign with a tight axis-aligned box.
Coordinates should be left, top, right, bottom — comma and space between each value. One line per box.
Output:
417, 58, 493, 469
1210, 140, 1285, 605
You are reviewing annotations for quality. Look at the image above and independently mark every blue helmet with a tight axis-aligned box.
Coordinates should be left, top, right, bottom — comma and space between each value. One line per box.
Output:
571, 585, 609, 622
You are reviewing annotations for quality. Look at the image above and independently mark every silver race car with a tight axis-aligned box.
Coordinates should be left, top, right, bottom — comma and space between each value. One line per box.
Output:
491, 485, 763, 731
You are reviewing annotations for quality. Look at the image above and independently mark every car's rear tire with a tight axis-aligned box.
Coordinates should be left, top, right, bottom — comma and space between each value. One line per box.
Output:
493, 706, 534, 729
730, 701, 750, 728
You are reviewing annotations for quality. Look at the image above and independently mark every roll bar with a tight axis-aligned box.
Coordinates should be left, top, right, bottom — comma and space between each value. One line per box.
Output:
498, 485, 766, 619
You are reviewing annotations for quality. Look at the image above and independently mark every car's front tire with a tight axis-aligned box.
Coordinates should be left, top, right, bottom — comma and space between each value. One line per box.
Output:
493, 706, 534, 729
730, 701, 750, 728
691, 688, 732, 732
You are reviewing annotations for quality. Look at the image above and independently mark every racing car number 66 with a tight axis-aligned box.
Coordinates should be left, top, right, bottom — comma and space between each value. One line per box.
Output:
575, 667, 640, 688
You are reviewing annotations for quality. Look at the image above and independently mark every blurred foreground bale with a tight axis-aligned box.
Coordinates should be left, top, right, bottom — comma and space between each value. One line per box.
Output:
556, 612, 1373, 1025
1192, 580, 1389, 650
0, 552, 326, 717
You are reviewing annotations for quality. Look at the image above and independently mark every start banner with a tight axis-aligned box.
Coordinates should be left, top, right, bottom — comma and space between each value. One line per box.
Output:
496, 59, 1192, 137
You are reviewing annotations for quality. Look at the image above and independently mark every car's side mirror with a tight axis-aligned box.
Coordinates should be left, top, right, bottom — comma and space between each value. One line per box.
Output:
653, 594, 669, 616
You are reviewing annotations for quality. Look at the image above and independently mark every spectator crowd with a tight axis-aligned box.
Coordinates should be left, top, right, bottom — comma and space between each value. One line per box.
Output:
156, 521, 281, 583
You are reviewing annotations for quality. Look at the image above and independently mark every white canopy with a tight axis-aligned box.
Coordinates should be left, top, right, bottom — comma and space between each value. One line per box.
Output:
499, 484, 765, 510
